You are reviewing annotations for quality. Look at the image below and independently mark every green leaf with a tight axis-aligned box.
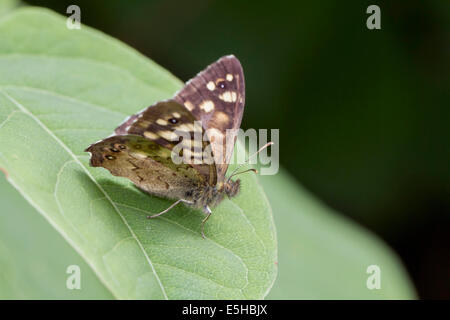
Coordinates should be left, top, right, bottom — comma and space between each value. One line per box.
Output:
261, 171, 416, 299
0, 7, 277, 299
0, 0, 18, 17
0, 173, 113, 299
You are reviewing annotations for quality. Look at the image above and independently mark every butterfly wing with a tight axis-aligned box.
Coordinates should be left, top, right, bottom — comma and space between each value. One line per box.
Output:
173, 55, 245, 184
85, 135, 205, 200
88, 55, 244, 192
114, 100, 217, 186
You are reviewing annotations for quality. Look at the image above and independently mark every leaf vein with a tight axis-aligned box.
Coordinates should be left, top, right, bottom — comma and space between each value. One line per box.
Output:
115, 201, 249, 292
0, 110, 21, 130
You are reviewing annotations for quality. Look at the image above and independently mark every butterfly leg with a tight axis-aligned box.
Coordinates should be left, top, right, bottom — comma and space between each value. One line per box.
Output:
147, 199, 193, 219
201, 206, 212, 239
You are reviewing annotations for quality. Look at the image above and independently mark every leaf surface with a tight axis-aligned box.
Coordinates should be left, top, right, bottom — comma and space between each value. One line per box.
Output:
0, 8, 277, 299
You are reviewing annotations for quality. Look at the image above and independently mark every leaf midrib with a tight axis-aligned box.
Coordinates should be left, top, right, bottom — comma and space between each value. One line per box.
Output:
115, 202, 250, 292
0, 86, 257, 299
1, 82, 256, 291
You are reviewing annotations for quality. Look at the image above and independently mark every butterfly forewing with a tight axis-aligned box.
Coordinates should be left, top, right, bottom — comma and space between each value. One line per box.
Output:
173, 55, 245, 183
86, 55, 246, 201
114, 100, 217, 185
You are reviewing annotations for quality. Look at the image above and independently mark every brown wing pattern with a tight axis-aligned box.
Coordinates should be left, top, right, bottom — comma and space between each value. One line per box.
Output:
173, 55, 245, 184
85, 135, 204, 200
113, 100, 217, 186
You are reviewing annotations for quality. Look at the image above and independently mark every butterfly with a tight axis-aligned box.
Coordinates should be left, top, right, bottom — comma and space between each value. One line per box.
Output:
85, 55, 267, 238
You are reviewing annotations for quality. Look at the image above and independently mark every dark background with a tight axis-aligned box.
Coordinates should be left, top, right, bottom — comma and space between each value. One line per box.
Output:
27, 0, 450, 299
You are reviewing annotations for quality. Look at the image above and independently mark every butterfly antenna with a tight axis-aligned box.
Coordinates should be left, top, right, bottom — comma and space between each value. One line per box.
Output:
227, 142, 274, 182
228, 168, 258, 180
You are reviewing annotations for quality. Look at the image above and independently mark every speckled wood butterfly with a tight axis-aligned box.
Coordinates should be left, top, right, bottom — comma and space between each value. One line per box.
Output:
85, 55, 266, 238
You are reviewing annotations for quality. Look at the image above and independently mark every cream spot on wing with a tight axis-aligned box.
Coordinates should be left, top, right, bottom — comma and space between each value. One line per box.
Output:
144, 131, 159, 140
137, 120, 151, 127
218, 91, 237, 103
130, 151, 147, 159
199, 100, 215, 113
213, 111, 229, 125
206, 81, 215, 91
176, 123, 195, 132
184, 101, 194, 111
159, 130, 177, 141
156, 119, 168, 126
226, 74, 233, 81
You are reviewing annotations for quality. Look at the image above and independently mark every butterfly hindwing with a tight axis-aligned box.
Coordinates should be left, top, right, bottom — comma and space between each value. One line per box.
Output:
173, 55, 245, 183
85, 135, 205, 200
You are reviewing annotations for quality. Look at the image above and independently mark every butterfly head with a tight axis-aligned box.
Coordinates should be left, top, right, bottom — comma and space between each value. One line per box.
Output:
223, 178, 241, 198
191, 180, 240, 209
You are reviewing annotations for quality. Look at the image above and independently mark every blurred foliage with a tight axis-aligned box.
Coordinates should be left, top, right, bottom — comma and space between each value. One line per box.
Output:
260, 171, 415, 299
0, 0, 17, 14
7, 0, 450, 298
0, 4, 417, 299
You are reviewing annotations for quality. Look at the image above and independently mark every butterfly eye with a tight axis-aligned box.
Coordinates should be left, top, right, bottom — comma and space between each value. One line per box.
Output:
169, 118, 178, 124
